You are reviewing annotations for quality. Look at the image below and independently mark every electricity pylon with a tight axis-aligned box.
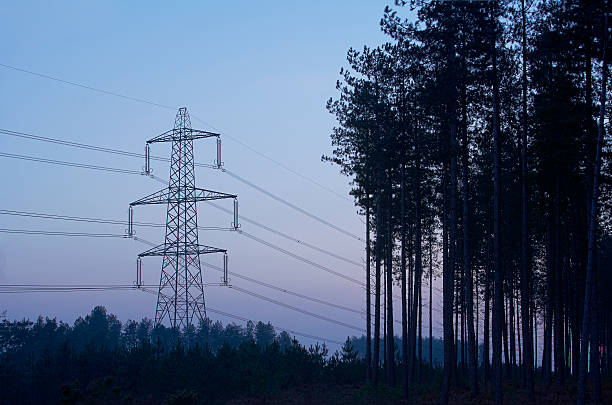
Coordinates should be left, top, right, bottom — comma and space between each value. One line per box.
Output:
129, 107, 237, 329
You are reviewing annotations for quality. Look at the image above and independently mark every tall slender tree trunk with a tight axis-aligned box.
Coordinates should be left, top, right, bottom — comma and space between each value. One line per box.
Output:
366, 202, 372, 383
410, 139, 423, 390
441, 26, 458, 403
510, 277, 516, 373
504, 296, 511, 377
384, 255, 387, 372
534, 305, 538, 371
519, 2, 534, 394
590, 284, 601, 402
491, 3, 504, 404
409, 223, 414, 340
477, 275, 480, 369
484, 239, 491, 385
456, 296, 460, 371
517, 294, 522, 373
461, 270, 466, 371
430, 239, 434, 369
577, 7, 607, 404
374, 164, 383, 387
461, 64, 478, 394
440, 156, 453, 405
419, 274, 423, 378
387, 191, 396, 387
401, 164, 409, 397
572, 261, 581, 378
554, 181, 565, 385
544, 221, 554, 382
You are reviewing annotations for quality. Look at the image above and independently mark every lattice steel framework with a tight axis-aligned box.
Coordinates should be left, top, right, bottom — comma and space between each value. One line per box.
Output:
130, 107, 236, 328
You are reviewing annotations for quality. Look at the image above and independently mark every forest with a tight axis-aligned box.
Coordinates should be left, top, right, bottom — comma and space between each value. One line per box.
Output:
0, 306, 366, 404
324, 0, 612, 404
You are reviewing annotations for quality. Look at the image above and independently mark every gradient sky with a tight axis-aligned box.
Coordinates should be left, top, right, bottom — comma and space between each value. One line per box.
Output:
0, 1, 440, 348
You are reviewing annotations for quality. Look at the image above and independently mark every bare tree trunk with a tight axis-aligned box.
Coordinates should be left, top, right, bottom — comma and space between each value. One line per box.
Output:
401, 165, 409, 397
410, 139, 423, 391
419, 274, 423, 378
543, 221, 554, 382
520, 3, 533, 392
366, 202, 372, 383
440, 30, 458, 401
554, 181, 565, 385
387, 192, 396, 387
384, 256, 387, 372
374, 164, 383, 387
430, 239, 434, 369
579, 3, 594, 381
577, 7, 607, 404
517, 294, 522, 374
491, 3, 504, 403
440, 156, 454, 405
504, 296, 511, 377
456, 296, 460, 371
484, 240, 491, 385
461, 71, 478, 394
461, 271, 466, 371
477, 275, 480, 369
590, 287, 601, 402
510, 277, 516, 374
534, 305, 537, 371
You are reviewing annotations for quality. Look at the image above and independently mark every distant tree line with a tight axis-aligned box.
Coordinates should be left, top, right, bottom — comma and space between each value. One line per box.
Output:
0, 306, 364, 405
325, 1, 612, 404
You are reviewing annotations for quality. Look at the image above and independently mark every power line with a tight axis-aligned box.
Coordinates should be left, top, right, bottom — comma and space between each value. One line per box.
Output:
138, 287, 344, 345
132, 237, 363, 330
0, 283, 223, 293
1, 173, 366, 293
201, 260, 364, 315
1, 153, 369, 318
1, 127, 363, 248
0, 128, 217, 169
1, 239, 431, 338
224, 169, 363, 242
149, 178, 366, 284
0, 151, 142, 175
237, 229, 364, 287
0, 228, 127, 238
132, 237, 365, 332
189, 115, 353, 203
0, 63, 176, 110
0, 284, 343, 343
133, 237, 366, 316
0, 208, 235, 232
205, 201, 362, 267
0, 63, 352, 204
229, 285, 364, 333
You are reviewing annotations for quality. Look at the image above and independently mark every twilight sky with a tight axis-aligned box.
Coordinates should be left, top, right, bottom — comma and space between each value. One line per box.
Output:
0, 1, 438, 348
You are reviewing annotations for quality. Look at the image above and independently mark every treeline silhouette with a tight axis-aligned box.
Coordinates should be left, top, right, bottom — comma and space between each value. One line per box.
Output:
0, 306, 366, 404
325, 1, 612, 404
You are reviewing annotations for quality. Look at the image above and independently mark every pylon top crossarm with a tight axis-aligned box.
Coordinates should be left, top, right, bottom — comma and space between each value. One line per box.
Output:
147, 128, 220, 144
138, 242, 227, 257
130, 187, 237, 206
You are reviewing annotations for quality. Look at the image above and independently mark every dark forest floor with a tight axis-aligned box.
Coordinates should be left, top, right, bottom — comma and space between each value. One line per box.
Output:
225, 379, 612, 405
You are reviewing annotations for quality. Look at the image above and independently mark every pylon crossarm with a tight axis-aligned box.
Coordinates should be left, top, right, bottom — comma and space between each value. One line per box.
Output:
138, 242, 226, 257
193, 187, 237, 201
130, 187, 237, 206
147, 128, 220, 144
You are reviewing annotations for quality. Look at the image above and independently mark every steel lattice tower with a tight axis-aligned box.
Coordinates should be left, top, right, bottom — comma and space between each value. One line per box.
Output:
130, 107, 236, 329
